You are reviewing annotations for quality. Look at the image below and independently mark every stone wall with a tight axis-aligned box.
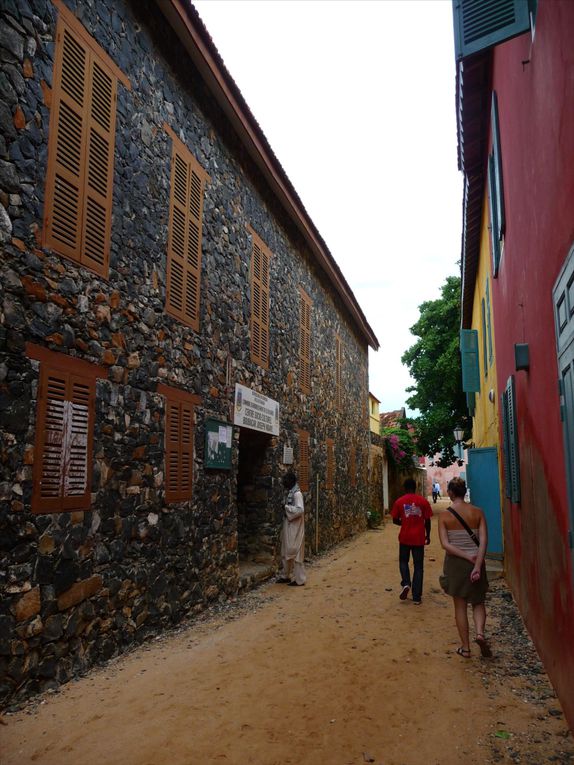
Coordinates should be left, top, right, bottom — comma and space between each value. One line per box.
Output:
0, 0, 370, 707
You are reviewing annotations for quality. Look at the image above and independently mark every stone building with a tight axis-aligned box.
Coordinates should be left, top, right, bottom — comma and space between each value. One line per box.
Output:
0, 0, 378, 704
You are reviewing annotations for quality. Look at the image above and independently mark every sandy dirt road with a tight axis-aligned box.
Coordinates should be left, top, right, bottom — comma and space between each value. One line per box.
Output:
2, 504, 572, 765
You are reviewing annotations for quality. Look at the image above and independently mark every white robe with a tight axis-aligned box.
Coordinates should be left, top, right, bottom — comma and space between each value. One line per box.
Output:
281, 487, 305, 564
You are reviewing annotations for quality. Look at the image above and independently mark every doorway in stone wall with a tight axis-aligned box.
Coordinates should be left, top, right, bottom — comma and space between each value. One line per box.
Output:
236, 427, 276, 590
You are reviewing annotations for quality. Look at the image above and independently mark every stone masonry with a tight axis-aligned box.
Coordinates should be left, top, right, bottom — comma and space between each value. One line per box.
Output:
0, 0, 376, 706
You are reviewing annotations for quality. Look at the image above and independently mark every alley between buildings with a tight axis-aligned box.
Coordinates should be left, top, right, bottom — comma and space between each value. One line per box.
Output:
2, 505, 572, 765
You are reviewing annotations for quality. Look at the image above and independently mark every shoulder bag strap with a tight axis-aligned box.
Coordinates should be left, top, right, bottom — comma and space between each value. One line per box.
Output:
447, 507, 480, 547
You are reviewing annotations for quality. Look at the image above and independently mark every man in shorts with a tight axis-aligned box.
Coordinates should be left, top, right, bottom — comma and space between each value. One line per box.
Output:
391, 478, 433, 605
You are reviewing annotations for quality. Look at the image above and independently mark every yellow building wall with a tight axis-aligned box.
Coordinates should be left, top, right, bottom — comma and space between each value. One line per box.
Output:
470, 194, 500, 451
369, 394, 380, 436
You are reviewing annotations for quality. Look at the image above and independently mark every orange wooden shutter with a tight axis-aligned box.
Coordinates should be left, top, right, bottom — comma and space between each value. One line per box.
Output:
44, 17, 117, 275
299, 289, 311, 394
166, 140, 204, 331
33, 364, 94, 513
326, 438, 335, 491
335, 336, 342, 409
159, 385, 200, 503
250, 235, 270, 368
298, 430, 310, 491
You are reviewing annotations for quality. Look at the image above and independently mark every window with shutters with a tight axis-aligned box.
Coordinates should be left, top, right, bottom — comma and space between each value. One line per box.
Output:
335, 335, 342, 409
298, 430, 310, 492
158, 385, 201, 503
43, 6, 129, 276
501, 376, 521, 503
28, 344, 105, 514
250, 230, 271, 369
299, 288, 312, 394
481, 298, 488, 379
452, 0, 531, 60
485, 278, 493, 364
326, 438, 335, 491
349, 445, 357, 488
460, 329, 480, 393
165, 129, 206, 331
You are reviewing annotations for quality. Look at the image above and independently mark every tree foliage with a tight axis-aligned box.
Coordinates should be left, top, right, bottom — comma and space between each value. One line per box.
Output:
381, 424, 417, 471
401, 274, 470, 467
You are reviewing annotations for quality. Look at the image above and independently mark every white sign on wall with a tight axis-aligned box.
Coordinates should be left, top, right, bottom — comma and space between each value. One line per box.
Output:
233, 383, 279, 436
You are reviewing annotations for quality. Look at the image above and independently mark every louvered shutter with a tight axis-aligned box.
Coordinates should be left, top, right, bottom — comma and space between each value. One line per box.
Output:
491, 92, 505, 240
460, 329, 480, 392
161, 386, 198, 503
481, 298, 488, 378
452, 0, 531, 60
487, 155, 501, 276
298, 430, 310, 491
33, 365, 93, 513
505, 375, 521, 503
486, 278, 493, 362
299, 291, 311, 394
251, 240, 270, 368
500, 390, 512, 499
166, 144, 203, 331
466, 391, 476, 416
44, 19, 117, 275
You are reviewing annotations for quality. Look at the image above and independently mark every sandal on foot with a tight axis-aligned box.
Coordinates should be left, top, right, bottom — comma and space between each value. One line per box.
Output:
475, 634, 492, 657
456, 647, 471, 658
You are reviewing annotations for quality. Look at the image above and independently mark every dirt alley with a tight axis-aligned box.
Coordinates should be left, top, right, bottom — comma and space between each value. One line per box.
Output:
2, 502, 573, 765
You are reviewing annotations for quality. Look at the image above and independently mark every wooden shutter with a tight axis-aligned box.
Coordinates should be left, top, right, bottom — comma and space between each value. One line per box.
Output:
452, 0, 531, 60
250, 234, 271, 368
298, 430, 310, 492
159, 385, 200, 503
326, 438, 335, 491
30, 349, 101, 514
485, 278, 493, 363
460, 329, 480, 392
487, 155, 501, 277
166, 138, 204, 331
44, 16, 118, 275
503, 375, 521, 503
481, 298, 488, 379
491, 92, 505, 240
466, 391, 476, 417
299, 289, 312, 394
335, 335, 342, 409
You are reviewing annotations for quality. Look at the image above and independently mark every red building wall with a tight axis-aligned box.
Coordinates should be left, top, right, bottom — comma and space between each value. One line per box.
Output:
490, 1, 574, 725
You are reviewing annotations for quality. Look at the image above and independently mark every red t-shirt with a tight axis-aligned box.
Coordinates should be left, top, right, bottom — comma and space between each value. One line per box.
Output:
391, 493, 433, 546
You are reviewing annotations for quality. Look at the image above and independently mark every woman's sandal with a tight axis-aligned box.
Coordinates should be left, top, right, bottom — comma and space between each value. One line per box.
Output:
456, 647, 471, 658
475, 634, 493, 657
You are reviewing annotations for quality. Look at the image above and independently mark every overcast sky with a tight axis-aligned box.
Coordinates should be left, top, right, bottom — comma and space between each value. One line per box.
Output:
193, 0, 462, 414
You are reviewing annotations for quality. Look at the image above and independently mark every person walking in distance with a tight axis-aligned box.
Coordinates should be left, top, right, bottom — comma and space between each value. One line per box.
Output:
277, 471, 306, 586
391, 478, 433, 605
438, 476, 491, 658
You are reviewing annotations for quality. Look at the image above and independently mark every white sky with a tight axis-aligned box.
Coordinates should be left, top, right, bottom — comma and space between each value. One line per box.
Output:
193, 0, 462, 414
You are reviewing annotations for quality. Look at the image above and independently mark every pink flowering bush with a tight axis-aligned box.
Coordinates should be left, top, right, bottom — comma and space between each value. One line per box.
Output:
381, 426, 417, 470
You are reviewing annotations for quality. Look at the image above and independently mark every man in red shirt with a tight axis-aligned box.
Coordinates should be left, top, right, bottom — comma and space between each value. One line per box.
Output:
391, 478, 433, 605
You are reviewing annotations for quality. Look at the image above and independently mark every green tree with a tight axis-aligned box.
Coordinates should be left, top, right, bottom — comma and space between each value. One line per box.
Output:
401, 274, 470, 467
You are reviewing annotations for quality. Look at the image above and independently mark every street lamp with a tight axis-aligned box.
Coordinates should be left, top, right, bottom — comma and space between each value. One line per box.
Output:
453, 426, 464, 466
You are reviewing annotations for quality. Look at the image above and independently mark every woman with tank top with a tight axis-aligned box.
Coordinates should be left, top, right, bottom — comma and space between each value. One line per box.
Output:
438, 476, 492, 658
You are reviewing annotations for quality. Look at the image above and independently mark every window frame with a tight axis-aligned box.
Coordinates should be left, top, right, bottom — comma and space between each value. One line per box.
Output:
248, 228, 272, 370
158, 384, 201, 504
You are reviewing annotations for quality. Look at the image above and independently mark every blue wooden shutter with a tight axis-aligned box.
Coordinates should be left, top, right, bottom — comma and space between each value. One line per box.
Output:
487, 154, 501, 276
460, 329, 480, 392
491, 92, 505, 239
466, 391, 476, 416
452, 0, 531, 60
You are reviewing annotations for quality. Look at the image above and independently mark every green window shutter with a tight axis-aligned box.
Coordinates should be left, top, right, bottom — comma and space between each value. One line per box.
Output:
466, 391, 476, 416
491, 92, 505, 239
481, 298, 488, 379
452, 0, 531, 60
460, 329, 481, 393
487, 154, 501, 276
486, 278, 493, 363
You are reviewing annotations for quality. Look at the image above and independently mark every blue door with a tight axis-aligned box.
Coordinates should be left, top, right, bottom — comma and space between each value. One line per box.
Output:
467, 447, 503, 556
